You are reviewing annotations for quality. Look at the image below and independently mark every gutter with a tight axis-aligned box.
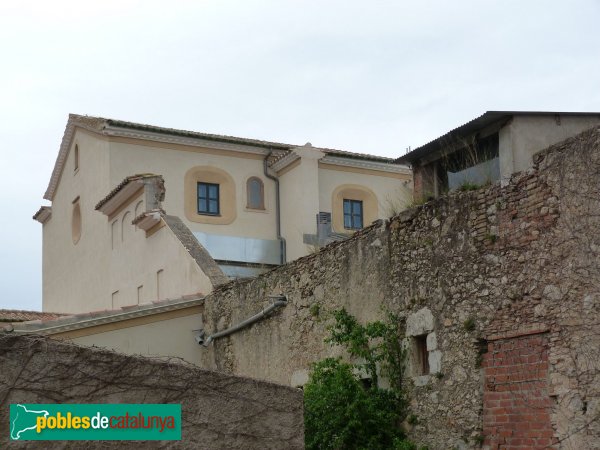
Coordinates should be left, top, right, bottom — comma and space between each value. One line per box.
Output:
197, 295, 287, 346
264, 151, 287, 264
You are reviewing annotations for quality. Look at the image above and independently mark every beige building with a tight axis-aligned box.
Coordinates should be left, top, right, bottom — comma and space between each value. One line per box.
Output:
34, 114, 411, 314
396, 111, 600, 200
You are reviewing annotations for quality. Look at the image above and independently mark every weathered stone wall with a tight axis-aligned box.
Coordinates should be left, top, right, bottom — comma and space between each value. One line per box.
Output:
198, 126, 600, 449
0, 334, 304, 449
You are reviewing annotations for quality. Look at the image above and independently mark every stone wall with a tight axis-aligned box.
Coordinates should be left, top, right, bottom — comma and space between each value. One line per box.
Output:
0, 334, 304, 449
198, 126, 600, 449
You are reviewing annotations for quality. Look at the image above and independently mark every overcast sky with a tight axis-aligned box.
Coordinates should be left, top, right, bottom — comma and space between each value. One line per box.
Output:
1, 0, 599, 311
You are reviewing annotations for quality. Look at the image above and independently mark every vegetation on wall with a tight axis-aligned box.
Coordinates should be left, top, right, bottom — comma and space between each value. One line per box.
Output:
304, 309, 419, 450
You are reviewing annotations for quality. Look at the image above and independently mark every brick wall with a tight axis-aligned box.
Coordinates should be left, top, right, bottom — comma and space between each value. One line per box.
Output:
483, 332, 555, 449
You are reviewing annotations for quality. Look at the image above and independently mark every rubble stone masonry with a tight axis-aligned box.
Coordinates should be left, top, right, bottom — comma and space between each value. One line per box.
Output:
199, 126, 600, 449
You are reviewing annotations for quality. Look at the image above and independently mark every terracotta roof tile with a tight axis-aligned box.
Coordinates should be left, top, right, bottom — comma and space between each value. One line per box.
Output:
0, 309, 65, 323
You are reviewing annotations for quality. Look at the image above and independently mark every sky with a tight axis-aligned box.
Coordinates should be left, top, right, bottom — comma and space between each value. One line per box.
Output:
1, 0, 599, 310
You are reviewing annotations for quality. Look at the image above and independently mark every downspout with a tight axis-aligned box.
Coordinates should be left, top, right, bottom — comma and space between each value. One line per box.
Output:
264, 151, 287, 264
198, 295, 287, 346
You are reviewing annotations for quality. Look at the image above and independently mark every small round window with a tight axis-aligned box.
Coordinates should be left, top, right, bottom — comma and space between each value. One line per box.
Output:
72, 202, 82, 244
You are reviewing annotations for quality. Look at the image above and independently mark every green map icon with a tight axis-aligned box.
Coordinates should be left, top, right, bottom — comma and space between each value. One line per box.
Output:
10, 404, 49, 440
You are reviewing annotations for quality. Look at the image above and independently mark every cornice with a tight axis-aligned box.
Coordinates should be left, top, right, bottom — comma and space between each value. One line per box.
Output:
320, 155, 411, 174
104, 125, 289, 158
33, 206, 52, 224
10, 296, 204, 336
270, 151, 301, 173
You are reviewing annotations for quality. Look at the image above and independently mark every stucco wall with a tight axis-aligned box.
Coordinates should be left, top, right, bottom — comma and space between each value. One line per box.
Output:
108, 193, 213, 308
279, 147, 323, 261
0, 334, 304, 449
58, 308, 204, 364
43, 128, 111, 313
318, 165, 412, 232
499, 114, 600, 181
198, 127, 600, 449
108, 138, 278, 240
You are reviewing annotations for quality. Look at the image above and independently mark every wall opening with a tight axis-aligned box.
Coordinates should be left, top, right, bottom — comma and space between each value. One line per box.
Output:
414, 334, 430, 375
156, 269, 164, 300
71, 199, 82, 245
74, 144, 79, 172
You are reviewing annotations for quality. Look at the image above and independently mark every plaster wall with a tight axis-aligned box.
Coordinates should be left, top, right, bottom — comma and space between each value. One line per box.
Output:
108, 138, 277, 240
318, 165, 412, 232
500, 114, 600, 180
279, 147, 324, 261
61, 309, 203, 364
107, 193, 213, 308
43, 128, 111, 313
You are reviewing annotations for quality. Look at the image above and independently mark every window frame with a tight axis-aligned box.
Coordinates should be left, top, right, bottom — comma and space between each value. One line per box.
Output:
343, 199, 363, 230
197, 182, 220, 216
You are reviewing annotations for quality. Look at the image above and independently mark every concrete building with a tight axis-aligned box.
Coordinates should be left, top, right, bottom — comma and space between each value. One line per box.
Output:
396, 111, 600, 201
34, 114, 411, 314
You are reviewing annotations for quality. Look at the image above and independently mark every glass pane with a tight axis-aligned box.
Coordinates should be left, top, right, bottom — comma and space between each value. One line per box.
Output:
352, 201, 362, 215
209, 199, 218, 213
355, 215, 363, 228
198, 198, 207, 212
198, 183, 207, 198
208, 184, 218, 199
249, 186, 261, 208
344, 214, 352, 228
343, 200, 351, 214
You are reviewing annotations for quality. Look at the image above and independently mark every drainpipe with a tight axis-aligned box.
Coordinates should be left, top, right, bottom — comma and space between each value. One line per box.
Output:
264, 151, 287, 264
198, 295, 287, 346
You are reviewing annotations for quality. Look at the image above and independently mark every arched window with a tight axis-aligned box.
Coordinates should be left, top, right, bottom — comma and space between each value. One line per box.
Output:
246, 177, 264, 210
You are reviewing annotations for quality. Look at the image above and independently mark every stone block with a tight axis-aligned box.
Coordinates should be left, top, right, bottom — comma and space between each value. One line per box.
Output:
406, 307, 434, 336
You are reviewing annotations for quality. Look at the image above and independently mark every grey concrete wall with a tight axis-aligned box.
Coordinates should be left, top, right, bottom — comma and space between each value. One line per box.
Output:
198, 126, 600, 449
0, 334, 304, 450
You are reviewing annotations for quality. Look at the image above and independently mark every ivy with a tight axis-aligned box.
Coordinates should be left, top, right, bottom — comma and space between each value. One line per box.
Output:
304, 308, 415, 450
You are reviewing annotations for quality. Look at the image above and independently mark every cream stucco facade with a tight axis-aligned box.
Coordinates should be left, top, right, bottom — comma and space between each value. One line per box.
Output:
35, 114, 412, 314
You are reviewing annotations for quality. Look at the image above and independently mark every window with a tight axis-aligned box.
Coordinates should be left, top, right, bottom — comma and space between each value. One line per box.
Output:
343, 199, 363, 229
185, 166, 236, 224
414, 335, 430, 375
246, 177, 265, 210
197, 182, 220, 215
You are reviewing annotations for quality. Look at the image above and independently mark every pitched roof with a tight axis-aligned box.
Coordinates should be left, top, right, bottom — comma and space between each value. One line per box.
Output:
44, 114, 402, 200
396, 110, 600, 165
3, 295, 204, 335
94, 173, 159, 211
0, 309, 65, 323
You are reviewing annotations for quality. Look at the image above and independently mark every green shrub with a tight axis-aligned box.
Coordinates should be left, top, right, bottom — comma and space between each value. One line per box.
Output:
304, 308, 416, 450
